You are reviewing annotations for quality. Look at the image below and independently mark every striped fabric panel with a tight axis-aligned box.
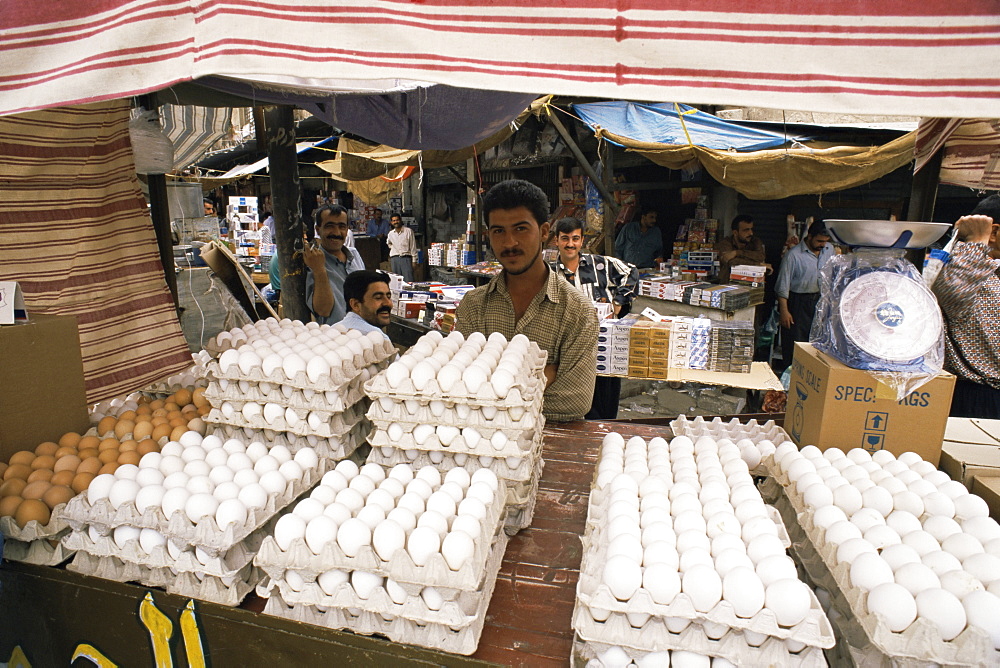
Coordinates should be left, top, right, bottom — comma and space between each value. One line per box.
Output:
0, 100, 194, 403
1, 1, 998, 119
939, 119, 1000, 190
160, 103, 233, 171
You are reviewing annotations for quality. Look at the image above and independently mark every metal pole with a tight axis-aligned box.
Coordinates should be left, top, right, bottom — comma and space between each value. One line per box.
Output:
548, 111, 621, 217
602, 140, 616, 256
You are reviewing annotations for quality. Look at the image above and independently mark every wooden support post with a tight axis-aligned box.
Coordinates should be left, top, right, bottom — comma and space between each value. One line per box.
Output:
263, 105, 307, 322
547, 112, 620, 217
907, 150, 943, 222
602, 140, 616, 257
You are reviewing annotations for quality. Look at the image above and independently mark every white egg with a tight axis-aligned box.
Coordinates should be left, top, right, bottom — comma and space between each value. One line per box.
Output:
108, 479, 141, 510
850, 551, 896, 591
215, 498, 248, 528
317, 569, 349, 596
134, 485, 166, 514
765, 578, 811, 627
866, 582, 917, 632
406, 526, 441, 566
274, 514, 306, 551
915, 588, 966, 641
138, 528, 167, 554
441, 530, 476, 571
184, 493, 219, 524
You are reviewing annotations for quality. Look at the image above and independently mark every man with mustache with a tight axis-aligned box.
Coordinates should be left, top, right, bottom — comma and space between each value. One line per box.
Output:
456, 180, 598, 422
304, 204, 366, 324
338, 270, 393, 340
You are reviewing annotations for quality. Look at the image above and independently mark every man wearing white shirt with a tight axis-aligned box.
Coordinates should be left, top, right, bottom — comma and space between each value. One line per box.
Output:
387, 213, 417, 282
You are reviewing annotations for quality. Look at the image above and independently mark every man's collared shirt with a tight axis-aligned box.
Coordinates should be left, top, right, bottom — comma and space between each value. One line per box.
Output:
367, 219, 390, 237
305, 246, 366, 325
716, 234, 766, 282
775, 240, 835, 298
456, 266, 598, 422
551, 253, 639, 309
387, 225, 416, 258
616, 220, 663, 268
932, 241, 1000, 389
336, 311, 390, 340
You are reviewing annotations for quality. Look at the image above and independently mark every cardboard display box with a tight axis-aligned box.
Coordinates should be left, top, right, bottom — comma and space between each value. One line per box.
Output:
0, 314, 89, 456
971, 475, 1000, 522
939, 418, 1000, 488
786, 343, 955, 465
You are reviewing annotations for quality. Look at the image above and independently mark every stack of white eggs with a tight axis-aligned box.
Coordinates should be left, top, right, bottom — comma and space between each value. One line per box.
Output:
57, 430, 326, 606
579, 643, 735, 668
365, 330, 547, 534
670, 415, 782, 473
572, 433, 834, 667
769, 445, 1000, 664
203, 318, 395, 457
255, 461, 507, 655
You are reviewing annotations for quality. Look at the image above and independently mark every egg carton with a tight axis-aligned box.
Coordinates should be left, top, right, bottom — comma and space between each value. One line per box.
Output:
0, 535, 75, 566
204, 400, 368, 440
364, 362, 546, 407
368, 414, 540, 446
57, 458, 328, 557
142, 359, 210, 396
257, 532, 509, 629
504, 489, 538, 536
367, 395, 544, 433
572, 610, 830, 668
205, 346, 394, 393
0, 502, 73, 542
254, 479, 507, 592
205, 376, 369, 414
366, 444, 542, 483
208, 396, 369, 431
671, 415, 789, 447
207, 421, 368, 460
260, 554, 499, 656
367, 424, 542, 460
61, 519, 272, 579
68, 550, 262, 607
768, 460, 999, 667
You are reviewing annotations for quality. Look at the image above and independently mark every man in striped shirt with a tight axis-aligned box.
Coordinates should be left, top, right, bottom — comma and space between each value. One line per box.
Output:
932, 196, 1000, 418
551, 216, 638, 419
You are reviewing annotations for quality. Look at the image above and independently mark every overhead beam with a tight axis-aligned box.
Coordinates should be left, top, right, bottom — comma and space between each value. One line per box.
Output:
547, 112, 620, 217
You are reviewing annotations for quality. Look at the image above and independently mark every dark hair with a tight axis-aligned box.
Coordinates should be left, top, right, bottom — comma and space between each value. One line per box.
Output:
344, 270, 390, 308
971, 194, 1000, 221
732, 214, 754, 228
807, 220, 829, 237
314, 204, 348, 226
390, 213, 403, 221
554, 217, 583, 236
639, 204, 659, 218
482, 180, 549, 227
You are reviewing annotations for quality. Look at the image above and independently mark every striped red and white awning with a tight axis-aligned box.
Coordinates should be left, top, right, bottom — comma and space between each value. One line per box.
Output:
3, 0, 999, 119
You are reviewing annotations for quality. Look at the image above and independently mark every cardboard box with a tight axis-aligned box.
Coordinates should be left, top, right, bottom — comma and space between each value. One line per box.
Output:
939, 418, 1000, 488
786, 344, 955, 465
1, 314, 89, 455
971, 475, 1000, 521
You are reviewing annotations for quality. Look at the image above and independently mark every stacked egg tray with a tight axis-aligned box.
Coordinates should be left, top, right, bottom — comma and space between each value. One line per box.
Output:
0, 508, 74, 566
571, 633, 785, 668
255, 461, 508, 655
572, 433, 834, 667
765, 445, 1000, 667
208, 420, 369, 461
142, 351, 212, 396
57, 433, 329, 606
670, 415, 784, 475
364, 330, 548, 534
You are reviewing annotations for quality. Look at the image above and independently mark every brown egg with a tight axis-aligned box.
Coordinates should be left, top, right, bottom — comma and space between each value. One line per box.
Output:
97, 415, 118, 437
51, 470, 76, 487
31, 455, 56, 471
168, 417, 187, 429
58, 432, 82, 448
98, 462, 119, 475
174, 388, 193, 406
78, 435, 101, 450
135, 405, 152, 416
164, 401, 180, 412
151, 416, 169, 427
132, 421, 154, 441
77, 457, 102, 475
117, 451, 141, 466
14, 498, 50, 528
170, 425, 188, 442
166, 410, 183, 421
54, 446, 78, 458
197, 405, 212, 417
9, 451, 35, 467
192, 387, 208, 408
54, 455, 82, 473
0, 479, 27, 498
71, 472, 96, 493
151, 424, 173, 442
34, 442, 59, 457
22, 480, 52, 501
149, 399, 165, 410
98, 449, 120, 465
78, 448, 99, 460
137, 439, 159, 456
152, 407, 169, 419
27, 469, 53, 483
0, 495, 22, 518
4, 464, 31, 481
98, 438, 120, 452
181, 404, 198, 416
114, 420, 135, 439
137, 394, 152, 405
0, 462, 7, 478
42, 485, 75, 510
119, 439, 139, 453
118, 409, 137, 422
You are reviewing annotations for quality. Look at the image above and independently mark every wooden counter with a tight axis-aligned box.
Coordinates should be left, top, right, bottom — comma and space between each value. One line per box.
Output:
0, 421, 673, 666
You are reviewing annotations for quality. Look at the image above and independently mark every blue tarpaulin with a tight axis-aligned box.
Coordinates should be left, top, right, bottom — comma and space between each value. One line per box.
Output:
572, 101, 806, 152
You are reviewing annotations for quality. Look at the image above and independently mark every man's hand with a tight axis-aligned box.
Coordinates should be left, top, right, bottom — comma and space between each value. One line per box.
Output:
303, 244, 325, 273
956, 215, 995, 244
543, 364, 557, 388
779, 310, 794, 329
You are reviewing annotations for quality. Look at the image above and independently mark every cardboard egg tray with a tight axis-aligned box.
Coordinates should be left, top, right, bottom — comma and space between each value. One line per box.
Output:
257, 532, 509, 629
767, 459, 998, 667
504, 488, 538, 535
367, 424, 541, 459
205, 375, 370, 414
1, 535, 75, 566
366, 444, 542, 483
670, 415, 789, 446
254, 479, 507, 592
367, 395, 544, 432
0, 501, 72, 542
571, 614, 829, 668
363, 360, 546, 406
207, 420, 368, 460
57, 458, 328, 557
205, 344, 394, 393
205, 399, 368, 439
68, 549, 262, 607
61, 520, 272, 579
